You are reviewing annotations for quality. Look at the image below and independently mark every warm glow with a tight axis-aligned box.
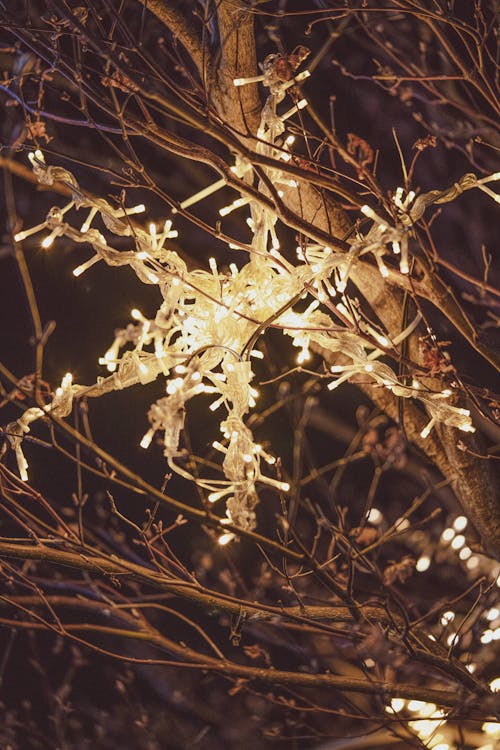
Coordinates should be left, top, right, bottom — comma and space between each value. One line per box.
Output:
218, 532, 235, 546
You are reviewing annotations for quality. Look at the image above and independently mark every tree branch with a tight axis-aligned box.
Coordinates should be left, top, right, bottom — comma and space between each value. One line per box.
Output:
139, 0, 208, 80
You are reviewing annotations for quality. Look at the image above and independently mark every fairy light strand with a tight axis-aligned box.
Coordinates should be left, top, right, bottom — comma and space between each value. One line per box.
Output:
7, 54, 499, 548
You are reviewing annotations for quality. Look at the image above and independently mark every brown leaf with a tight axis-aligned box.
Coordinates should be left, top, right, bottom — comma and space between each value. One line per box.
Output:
243, 643, 271, 665
347, 133, 374, 177
228, 678, 248, 696
383, 556, 415, 586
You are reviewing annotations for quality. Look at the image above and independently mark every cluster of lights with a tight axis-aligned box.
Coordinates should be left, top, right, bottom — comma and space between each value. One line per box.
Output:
385, 698, 449, 747
6, 372, 75, 482
480, 677, 500, 744
7, 61, 499, 547
440, 515, 481, 568
360, 174, 500, 285
385, 680, 500, 748
480, 599, 500, 644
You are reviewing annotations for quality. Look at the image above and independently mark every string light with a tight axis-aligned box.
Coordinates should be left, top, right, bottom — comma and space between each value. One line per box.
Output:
73, 255, 101, 277
280, 98, 308, 122
80, 207, 98, 233
5, 51, 479, 548
41, 227, 61, 248
219, 197, 251, 216
14, 221, 47, 242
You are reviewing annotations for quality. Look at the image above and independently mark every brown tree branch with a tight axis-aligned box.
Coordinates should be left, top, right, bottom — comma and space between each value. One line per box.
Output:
213, 0, 261, 135
359, 382, 500, 559
0, 540, 483, 694
139, 1, 208, 80
0, 565, 485, 708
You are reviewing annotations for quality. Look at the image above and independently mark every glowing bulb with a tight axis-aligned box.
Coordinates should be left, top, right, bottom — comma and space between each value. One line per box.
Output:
149, 222, 157, 250
416, 556, 431, 572
482, 722, 500, 736
281, 99, 308, 122
233, 73, 265, 86
441, 611, 455, 625
72, 255, 101, 277
367, 508, 382, 524
441, 527, 455, 542
453, 516, 467, 531
212, 441, 226, 454
379, 261, 389, 279
375, 334, 390, 347
166, 377, 183, 395
28, 149, 44, 166
140, 430, 154, 449
219, 197, 250, 217
389, 698, 405, 712
218, 532, 235, 546
19, 455, 29, 482
451, 534, 465, 550
420, 419, 435, 438
128, 203, 145, 215
80, 207, 97, 233
41, 231, 57, 248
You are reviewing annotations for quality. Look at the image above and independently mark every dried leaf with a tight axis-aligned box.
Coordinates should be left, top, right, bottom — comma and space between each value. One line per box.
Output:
383, 556, 415, 586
